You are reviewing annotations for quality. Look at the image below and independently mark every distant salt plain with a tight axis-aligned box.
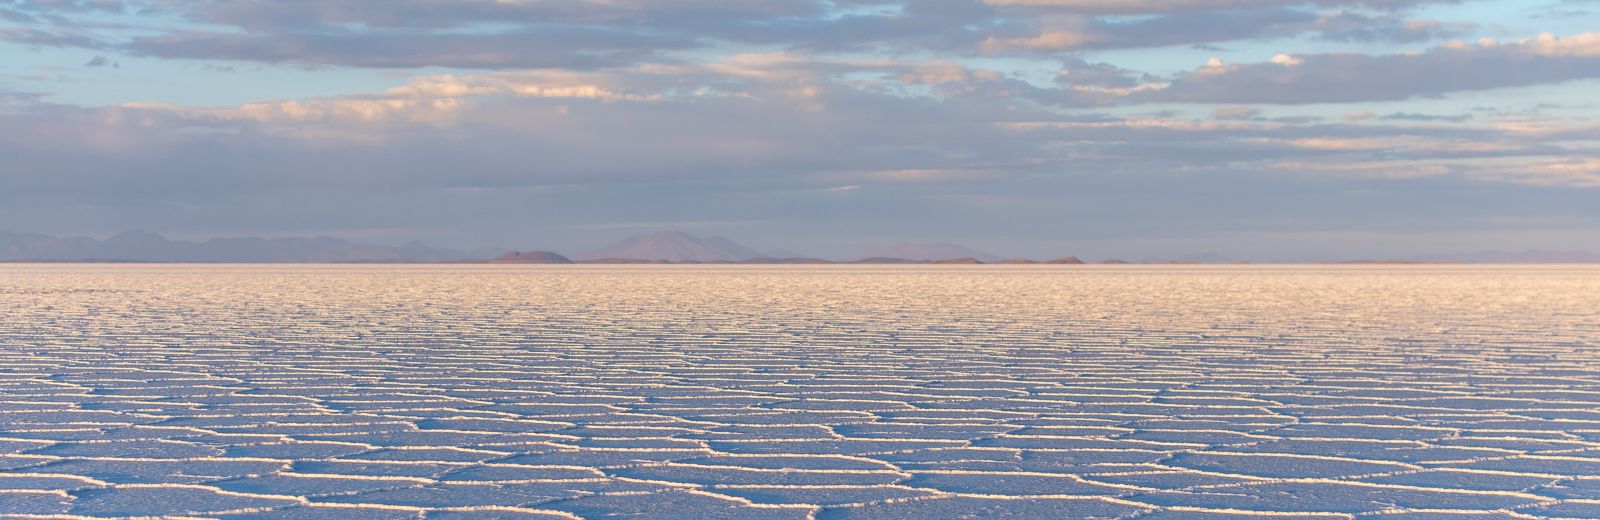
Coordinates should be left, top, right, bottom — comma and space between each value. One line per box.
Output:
2, 264, 1598, 519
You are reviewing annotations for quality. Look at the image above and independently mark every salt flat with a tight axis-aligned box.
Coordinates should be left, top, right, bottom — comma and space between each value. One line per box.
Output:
1, 264, 1598, 519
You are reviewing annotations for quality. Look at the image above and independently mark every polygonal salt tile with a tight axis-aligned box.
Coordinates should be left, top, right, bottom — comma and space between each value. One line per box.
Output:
1269, 424, 1454, 441
315, 481, 660, 508
1120, 429, 1265, 445
1165, 452, 1417, 479
554, 425, 704, 439
1358, 513, 1533, 520
497, 450, 702, 467
612, 464, 904, 487
29, 439, 224, 458
0, 490, 73, 514
0, 473, 104, 489
1132, 510, 1346, 519
679, 455, 899, 471
1083, 470, 1259, 490
69, 485, 303, 516
902, 472, 1130, 496
816, 496, 1149, 519
0, 410, 156, 427
426, 508, 580, 519
223, 441, 372, 459
1131, 481, 1545, 514
1437, 456, 1600, 476
708, 439, 964, 456
1514, 501, 1600, 519
344, 447, 509, 463
566, 438, 707, 450
1006, 426, 1137, 437
0, 439, 55, 454
217, 504, 423, 519
293, 460, 460, 478
305, 430, 554, 448
713, 485, 938, 507
545, 489, 814, 520
685, 425, 838, 441
1359, 469, 1557, 491
1017, 449, 1172, 471
1535, 477, 1600, 500
215, 473, 425, 497
831, 423, 1014, 440
417, 418, 571, 433
875, 448, 1016, 464
438, 465, 604, 482
31, 458, 287, 484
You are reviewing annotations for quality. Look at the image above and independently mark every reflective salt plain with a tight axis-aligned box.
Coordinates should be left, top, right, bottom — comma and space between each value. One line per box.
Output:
2, 264, 1599, 520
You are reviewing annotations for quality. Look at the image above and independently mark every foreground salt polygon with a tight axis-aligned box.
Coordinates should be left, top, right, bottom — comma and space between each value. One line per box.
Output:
0, 264, 1597, 519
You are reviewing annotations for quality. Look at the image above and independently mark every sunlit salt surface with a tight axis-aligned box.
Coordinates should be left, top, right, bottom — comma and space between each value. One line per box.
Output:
2, 264, 1599, 519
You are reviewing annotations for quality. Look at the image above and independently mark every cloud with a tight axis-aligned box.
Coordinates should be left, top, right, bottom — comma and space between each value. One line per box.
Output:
178, 0, 823, 31
124, 28, 694, 70
0, 25, 108, 48
1316, 12, 1470, 43
107, 70, 670, 134
82, 54, 117, 67
1145, 33, 1600, 103
1499, 158, 1600, 188
1, 0, 1485, 70
982, 0, 1447, 15
1211, 106, 1263, 120
0, 90, 44, 111
977, 7, 1319, 52
4, 1, 1599, 255
4, 65, 1595, 256
1379, 112, 1472, 122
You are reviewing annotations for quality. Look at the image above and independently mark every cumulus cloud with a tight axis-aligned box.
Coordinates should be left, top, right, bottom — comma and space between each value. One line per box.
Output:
0, 25, 107, 48
0, 0, 1485, 68
107, 70, 673, 135
1316, 12, 1469, 43
124, 28, 694, 70
1145, 33, 1600, 103
1501, 159, 1600, 188
982, 0, 1446, 15
978, 7, 1318, 52
4, 66, 1595, 254
4, 0, 1599, 254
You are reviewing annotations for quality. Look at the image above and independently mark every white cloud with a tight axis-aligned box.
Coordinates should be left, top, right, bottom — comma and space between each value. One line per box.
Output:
1147, 32, 1600, 103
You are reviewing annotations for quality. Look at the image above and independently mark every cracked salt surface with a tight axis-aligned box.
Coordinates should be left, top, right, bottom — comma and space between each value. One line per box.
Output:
1, 264, 1598, 519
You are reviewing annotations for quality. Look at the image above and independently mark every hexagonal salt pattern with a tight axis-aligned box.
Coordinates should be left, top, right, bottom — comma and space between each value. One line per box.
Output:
1, 265, 1597, 519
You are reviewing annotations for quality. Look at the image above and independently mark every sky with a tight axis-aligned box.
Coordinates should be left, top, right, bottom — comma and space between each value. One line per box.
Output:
2, 0, 1598, 260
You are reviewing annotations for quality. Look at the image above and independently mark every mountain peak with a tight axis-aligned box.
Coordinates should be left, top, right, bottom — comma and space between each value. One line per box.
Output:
491, 251, 573, 264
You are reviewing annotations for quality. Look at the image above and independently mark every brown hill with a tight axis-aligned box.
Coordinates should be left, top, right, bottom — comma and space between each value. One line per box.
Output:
1045, 256, 1085, 264
491, 251, 573, 264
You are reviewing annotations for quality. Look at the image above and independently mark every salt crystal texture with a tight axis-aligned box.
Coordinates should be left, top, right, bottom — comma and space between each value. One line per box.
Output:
1, 264, 1597, 518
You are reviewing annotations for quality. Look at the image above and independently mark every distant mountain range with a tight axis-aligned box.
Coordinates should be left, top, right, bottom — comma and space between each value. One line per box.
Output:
1413, 250, 1600, 263
0, 230, 496, 263
861, 242, 1001, 262
575, 231, 764, 262
5, 229, 1597, 264
491, 251, 574, 264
